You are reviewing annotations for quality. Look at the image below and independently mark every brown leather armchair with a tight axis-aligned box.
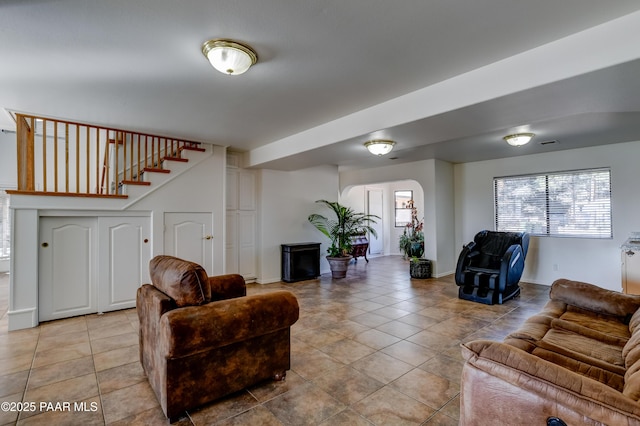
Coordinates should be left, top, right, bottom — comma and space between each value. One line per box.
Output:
136, 255, 299, 422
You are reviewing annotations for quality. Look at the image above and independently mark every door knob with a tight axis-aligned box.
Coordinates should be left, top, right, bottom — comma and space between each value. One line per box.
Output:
41, 242, 49, 248
203, 235, 213, 240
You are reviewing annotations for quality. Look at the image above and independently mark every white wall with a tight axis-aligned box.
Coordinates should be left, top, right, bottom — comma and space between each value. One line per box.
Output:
454, 140, 640, 291
0, 130, 17, 188
0, 130, 17, 272
257, 165, 339, 283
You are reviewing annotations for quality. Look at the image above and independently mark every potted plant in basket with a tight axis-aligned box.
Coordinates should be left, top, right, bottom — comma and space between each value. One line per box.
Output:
308, 200, 379, 278
399, 199, 424, 259
398, 200, 431, 278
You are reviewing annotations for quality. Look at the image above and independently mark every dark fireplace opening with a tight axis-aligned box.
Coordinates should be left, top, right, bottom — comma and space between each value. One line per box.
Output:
281, 243, 321, 282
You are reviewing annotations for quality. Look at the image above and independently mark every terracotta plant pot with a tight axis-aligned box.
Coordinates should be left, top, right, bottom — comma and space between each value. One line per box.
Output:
326, 255, 352, 279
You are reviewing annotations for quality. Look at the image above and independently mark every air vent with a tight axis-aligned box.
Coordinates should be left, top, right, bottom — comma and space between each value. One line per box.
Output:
389, 157, 398, 160
540, 140, 558, 146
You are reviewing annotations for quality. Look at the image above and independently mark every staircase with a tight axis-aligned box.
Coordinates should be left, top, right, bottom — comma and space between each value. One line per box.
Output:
8, 113, 211, 202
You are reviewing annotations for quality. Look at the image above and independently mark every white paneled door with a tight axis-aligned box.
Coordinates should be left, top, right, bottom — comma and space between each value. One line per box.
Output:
164, 213, 214, 275
39, 216, 151, 322
39, 217, 98, 321
98, 217, 151, 313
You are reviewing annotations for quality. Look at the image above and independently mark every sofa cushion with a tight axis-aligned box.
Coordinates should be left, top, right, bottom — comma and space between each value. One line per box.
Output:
506, 298, 630, 384
559, 307, 631, 341
149, 255, 211, 308
624, 325, 640, 400
550, 279, 640, 319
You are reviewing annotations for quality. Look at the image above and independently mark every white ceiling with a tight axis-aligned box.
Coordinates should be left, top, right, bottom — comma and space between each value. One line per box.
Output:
2, 1, 640, 171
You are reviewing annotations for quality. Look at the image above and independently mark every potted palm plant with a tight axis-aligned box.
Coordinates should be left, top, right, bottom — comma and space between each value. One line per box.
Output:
308, 200, 379, 278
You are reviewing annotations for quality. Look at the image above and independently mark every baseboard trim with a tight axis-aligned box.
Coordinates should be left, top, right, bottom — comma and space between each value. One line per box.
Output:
8, 307, 38, 331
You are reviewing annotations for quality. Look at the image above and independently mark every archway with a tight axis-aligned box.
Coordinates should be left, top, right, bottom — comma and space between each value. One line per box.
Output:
340, 180, 424, 257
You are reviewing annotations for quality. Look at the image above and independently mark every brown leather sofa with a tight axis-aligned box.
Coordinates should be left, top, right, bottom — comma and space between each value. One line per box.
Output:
136, 255, 299, 422
461, 278, 640, 425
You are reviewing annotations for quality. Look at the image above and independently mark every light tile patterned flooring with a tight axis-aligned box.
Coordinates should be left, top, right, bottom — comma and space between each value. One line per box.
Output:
0, 257, 550, 425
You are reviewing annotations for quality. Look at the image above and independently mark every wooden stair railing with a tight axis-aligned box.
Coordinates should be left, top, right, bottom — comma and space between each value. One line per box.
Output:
8, 113, 203, 198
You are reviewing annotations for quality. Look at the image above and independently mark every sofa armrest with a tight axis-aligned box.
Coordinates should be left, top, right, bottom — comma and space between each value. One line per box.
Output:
550, 279, 640, 319
160, 290, 299, 358
207, 274, 247, 301
461, 340, 640, 423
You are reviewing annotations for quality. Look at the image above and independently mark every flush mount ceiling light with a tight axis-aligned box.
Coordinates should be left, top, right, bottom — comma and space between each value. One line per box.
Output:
364, 139, 396, 156
201, 39, 258, 75
503, 133, 535, 147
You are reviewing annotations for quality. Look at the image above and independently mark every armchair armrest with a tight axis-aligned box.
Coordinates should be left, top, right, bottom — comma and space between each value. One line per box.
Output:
137, 284, 176, 325
550, 279, 640, 319
499, 244, 525, 288
208, 274, 246, 301
136, 284, 176, 366
455, 242, 476, 283
160, 290, 299, 359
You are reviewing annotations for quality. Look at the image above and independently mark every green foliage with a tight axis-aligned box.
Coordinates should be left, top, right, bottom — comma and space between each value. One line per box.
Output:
308, 200, 379, 257
399, 200, 424, 258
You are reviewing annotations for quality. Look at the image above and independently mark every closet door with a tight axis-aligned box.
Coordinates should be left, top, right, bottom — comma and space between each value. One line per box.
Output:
39, 217, 98, 321
98, 217, 151, 313
164, 212, 215, 275
237, 210, 256, 279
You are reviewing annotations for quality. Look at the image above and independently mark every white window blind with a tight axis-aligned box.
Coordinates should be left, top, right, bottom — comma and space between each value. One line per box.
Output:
0, 190, 9, 259
494, 168, 612, 238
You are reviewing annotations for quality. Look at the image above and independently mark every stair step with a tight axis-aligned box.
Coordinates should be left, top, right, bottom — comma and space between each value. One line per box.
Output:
121, 180, 151, 186
143, 167, 170, 174
181, 146, 206, 153
164, 156, 188, 162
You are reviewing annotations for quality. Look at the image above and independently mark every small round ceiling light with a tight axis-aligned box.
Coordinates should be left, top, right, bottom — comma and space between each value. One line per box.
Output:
201, 39, 258, 75
503, 133, 535, 147
364, 139, 396, 156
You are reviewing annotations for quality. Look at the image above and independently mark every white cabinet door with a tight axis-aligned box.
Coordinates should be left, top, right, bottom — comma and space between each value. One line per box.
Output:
39, 217, 98, 321
225, 211, 238, 274
226, 169, 238, 210
164, 212, 214, 275
623, 249, 640, 294
98, 217, 151, 313
225, 169, 257, 280
238, 170, 256, 211
238, 210, 256, 279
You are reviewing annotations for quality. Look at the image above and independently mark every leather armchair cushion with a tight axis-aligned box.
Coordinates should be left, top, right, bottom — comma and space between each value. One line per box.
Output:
160, 290, 299, 358
150, 255, 211, 308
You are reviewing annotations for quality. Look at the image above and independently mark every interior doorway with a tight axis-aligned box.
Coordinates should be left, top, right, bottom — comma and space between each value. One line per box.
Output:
341, 180, 424, 257
367, 189, 384, 255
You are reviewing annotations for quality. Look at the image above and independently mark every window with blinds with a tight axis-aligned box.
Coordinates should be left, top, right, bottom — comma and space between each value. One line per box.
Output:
494, 168, 612, 238
0, 190, 10, 259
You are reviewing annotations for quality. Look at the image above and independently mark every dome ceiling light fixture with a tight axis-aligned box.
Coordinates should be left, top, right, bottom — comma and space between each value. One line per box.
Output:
364, 139, 396, 156
201, 39, 258, 75
503, 133, 535, 147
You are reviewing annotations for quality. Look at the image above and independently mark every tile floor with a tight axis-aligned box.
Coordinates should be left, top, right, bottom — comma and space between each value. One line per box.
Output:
0, 257, 551, 425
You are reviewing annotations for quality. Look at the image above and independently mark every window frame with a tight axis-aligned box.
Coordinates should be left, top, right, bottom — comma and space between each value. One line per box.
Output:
0, 189, 10, 260
493, 168, 612, 239
394, 190, 413, 227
